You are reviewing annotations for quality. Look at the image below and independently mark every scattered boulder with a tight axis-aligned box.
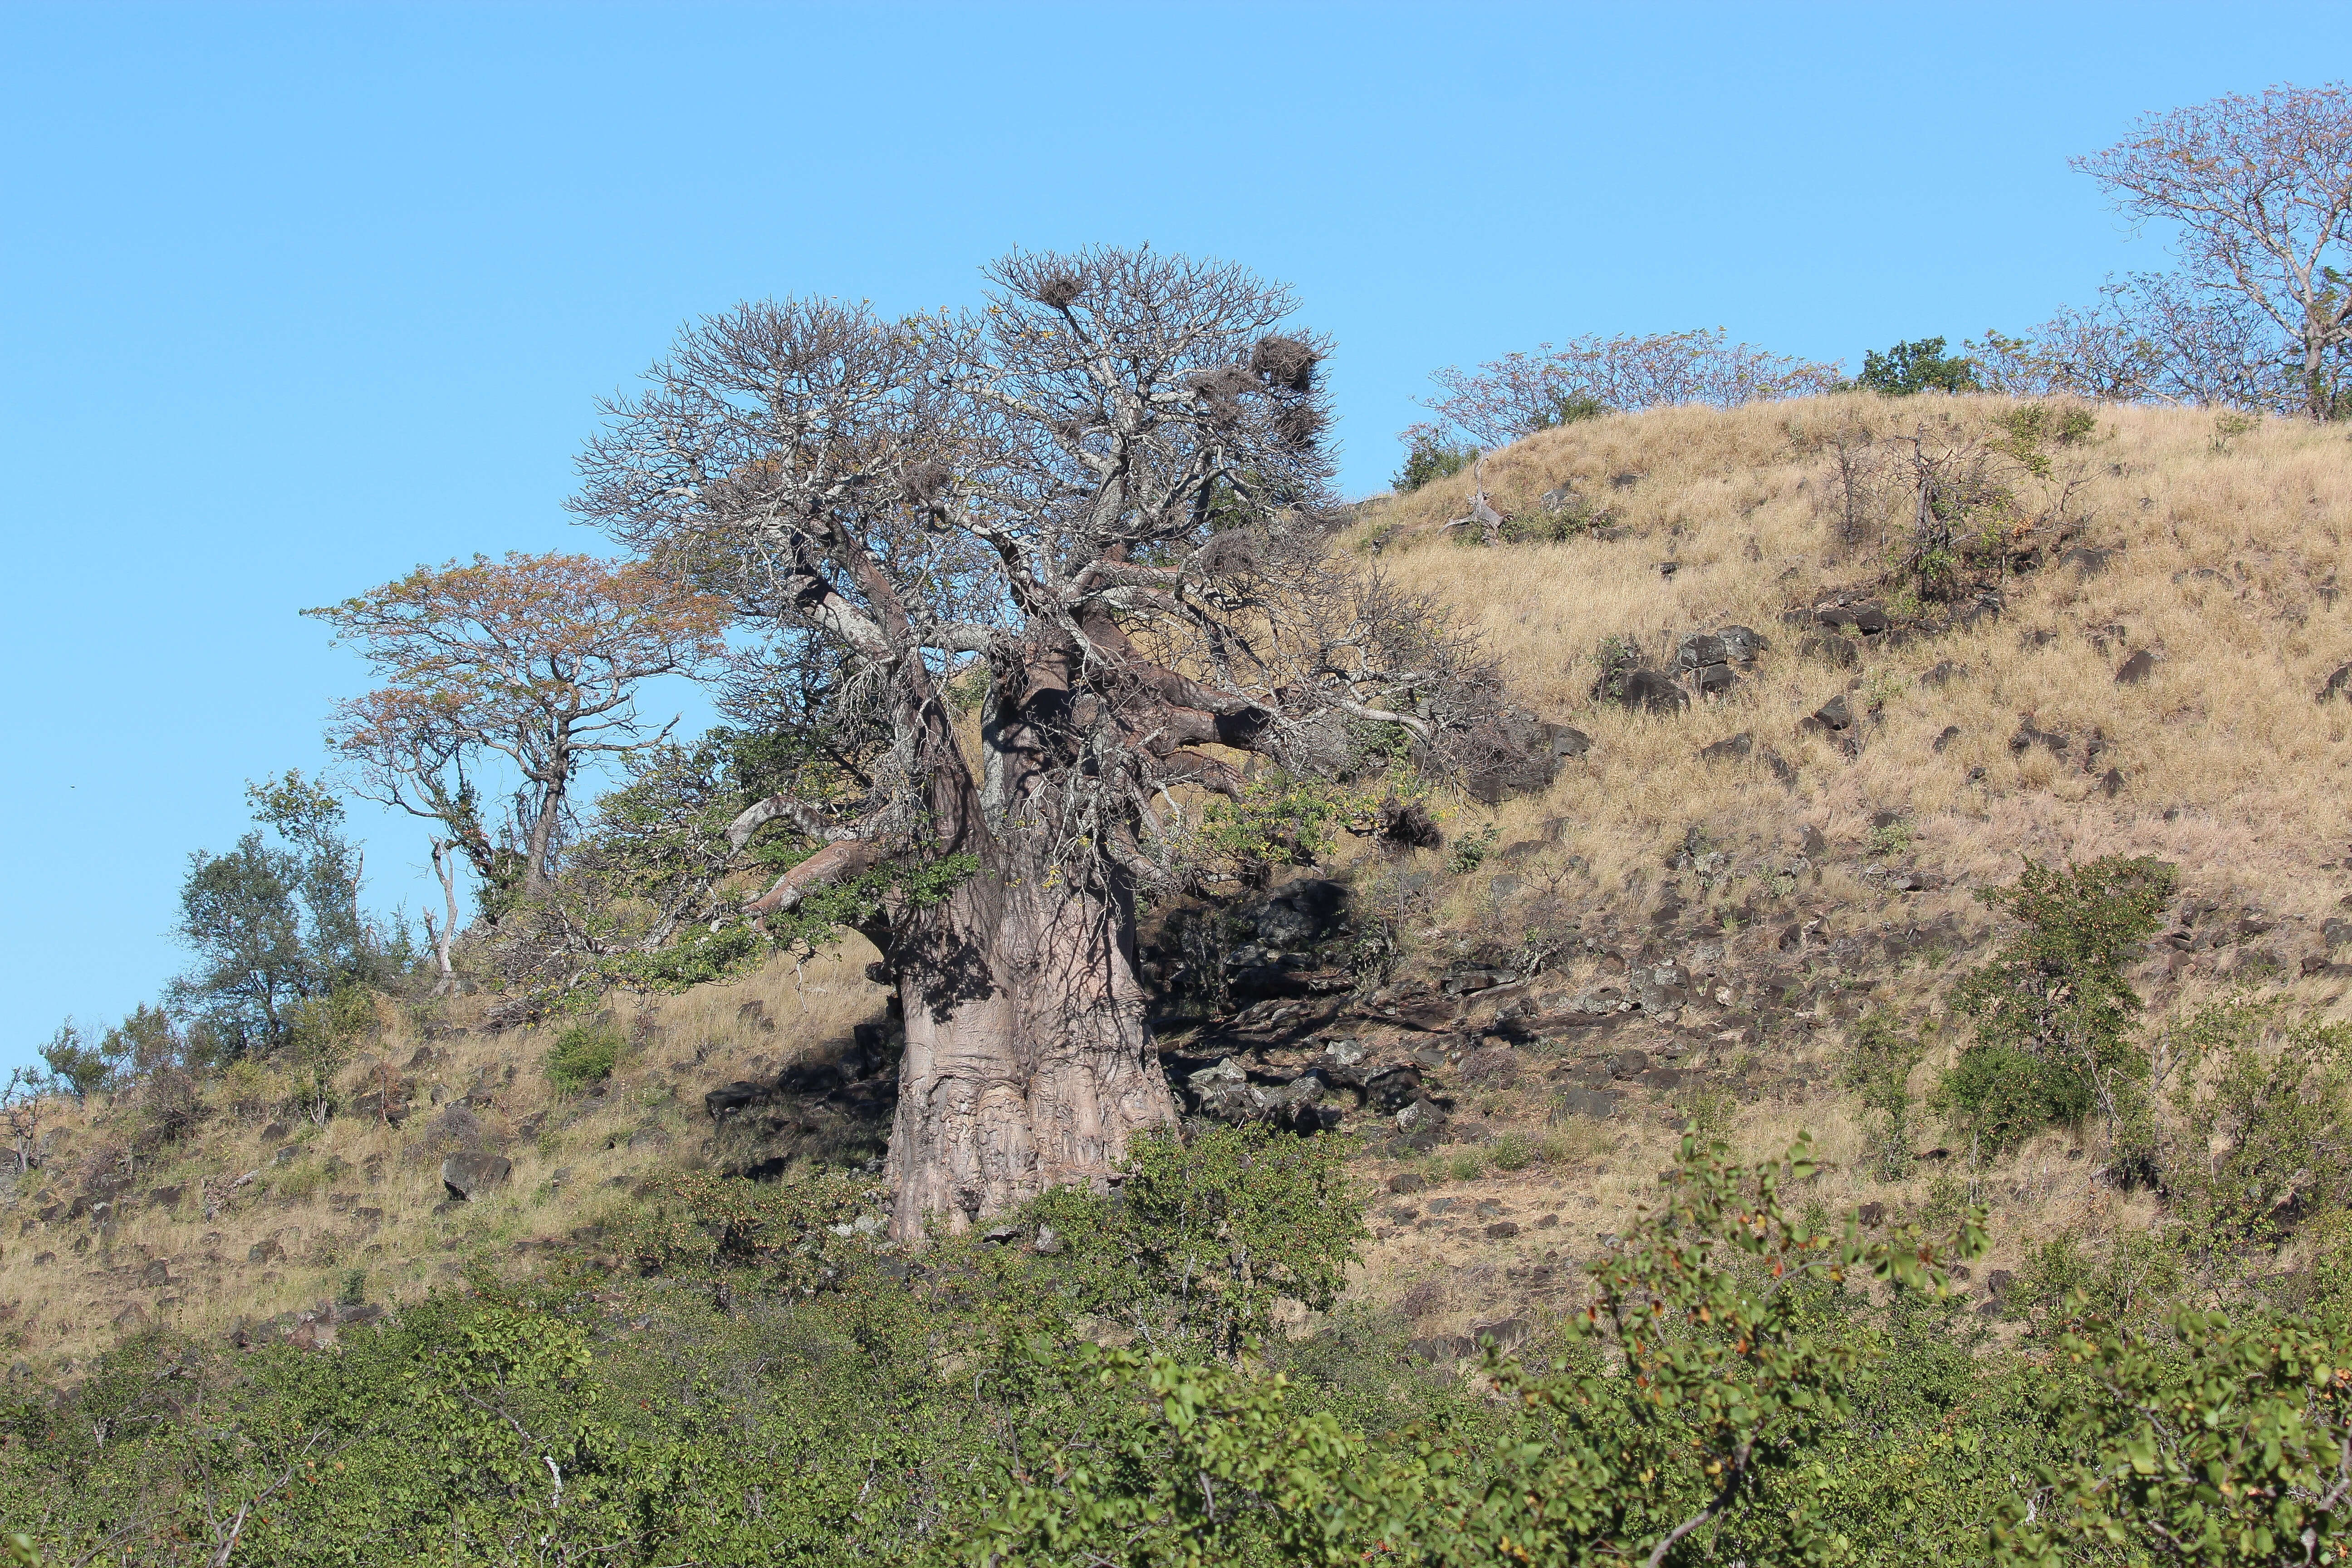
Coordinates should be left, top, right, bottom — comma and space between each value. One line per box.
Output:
1857, 1202, 1886, 1227
1387, 1171, 1426, 1195
2320, 664, 2352, 703
1932, 725, 1961, 753
1699, 732, 1753, 763
1920, 661, 1968, 688
1801, 695, 1854, 734
1377, 797, 1443, 848
1615, 668, 1689, 714
440, 1152, 513, 1202
2116, 649, 2156, 685
1798, 633, 1860, 668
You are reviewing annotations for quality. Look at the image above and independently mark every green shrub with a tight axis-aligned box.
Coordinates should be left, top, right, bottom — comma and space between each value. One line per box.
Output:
2164, 1002, 2352, 1245
1448, 1148, 1487, 1182
1030, 1122, 1367, 1361
1487, 1132, 1532, 1172
1940, 855, 2174, 1151
545, 1020, 625, 1095
1392, 436, 1476, 494
1854, 335, 1980, 396
1843, 1010, 1926, 1179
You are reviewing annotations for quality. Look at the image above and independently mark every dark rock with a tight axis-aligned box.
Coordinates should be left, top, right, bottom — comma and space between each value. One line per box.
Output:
440, 1152, 513, 1202
2009, 721, 2068, 757
1547, 724, 1592, 759
2116, 649, 2156, 685
2099, 768, 2124, 799
1798, 633, 1860, 668
1610, 470, 1643, 488
2319, 664, 2352, 703
1395, 1098, 1449, 1150
1485, 1220, 1521, 1239
430, 1103, 485, 1149
1986, 1268, 2016, 1303
1932, 725, 1961, 753
248, 1238, 285, 1265
140, 1259, 170, 1287
1656, 559, 1680, 578
1677, 628, 1769, 671
1387, 1171, 1426, 1195
2061, 545, 2117, 576
1616, 668, 1688, 714
1800, 824, 1828, 855
2323, 918, 2352, 949
1857, 1202, 1886, 1228
1920, 661, 1968, 688
1811, 695, 1854, 732
258, 1122, 290, 1147
1245, 880, 1348, 948
737, 999, 773, 1031
1642, 1067, 1684, 1091
1470, 1315, 1532, 1351
1609, 1050, 1651, 1079
1699, 732, 1753, 764
1553, 1088, 1618, 1120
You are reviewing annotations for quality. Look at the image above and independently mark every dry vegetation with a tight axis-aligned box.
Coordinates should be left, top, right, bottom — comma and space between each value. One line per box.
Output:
10, 391, 2352, 1374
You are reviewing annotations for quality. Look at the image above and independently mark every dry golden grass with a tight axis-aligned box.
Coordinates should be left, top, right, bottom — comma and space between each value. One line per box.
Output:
12, 393, 2352, 1365
0, 942, 887, 1368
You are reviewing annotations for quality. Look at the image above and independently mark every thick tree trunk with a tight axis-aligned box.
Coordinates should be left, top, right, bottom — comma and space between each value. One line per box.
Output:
884, 863, 1177, 1239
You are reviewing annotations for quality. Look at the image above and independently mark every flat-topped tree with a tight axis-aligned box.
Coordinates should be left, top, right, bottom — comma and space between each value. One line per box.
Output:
575, 246, 1489, 1237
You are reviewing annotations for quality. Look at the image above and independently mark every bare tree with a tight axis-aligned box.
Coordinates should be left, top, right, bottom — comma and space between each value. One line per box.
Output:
1408, 327, 1842, 450
575, 247, 1490, 1236
2077, 83, 2352, 420
1973, 274, 2304, 411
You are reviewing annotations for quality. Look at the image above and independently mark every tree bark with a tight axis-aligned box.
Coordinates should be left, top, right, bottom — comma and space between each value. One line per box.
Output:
882, 851, 1176, 1239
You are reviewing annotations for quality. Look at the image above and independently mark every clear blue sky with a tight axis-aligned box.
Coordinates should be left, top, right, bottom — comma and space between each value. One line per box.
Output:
2, 1, 2337, 1065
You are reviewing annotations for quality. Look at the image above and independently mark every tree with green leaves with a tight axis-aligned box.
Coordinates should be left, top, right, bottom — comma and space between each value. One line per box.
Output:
1855, 337, 1981, 396
1941, 855, 2176, 1154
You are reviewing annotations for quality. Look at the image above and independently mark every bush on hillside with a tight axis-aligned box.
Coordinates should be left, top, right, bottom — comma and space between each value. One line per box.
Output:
1939, 856, 2175, 1155
1392, 435, 1476, 494
544, 1019, 625, 1095
1854, 335, 1980, 396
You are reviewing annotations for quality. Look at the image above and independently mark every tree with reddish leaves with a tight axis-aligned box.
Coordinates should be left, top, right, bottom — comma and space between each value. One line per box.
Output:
308, 553, 730, 969
574, 246, 1491, 1237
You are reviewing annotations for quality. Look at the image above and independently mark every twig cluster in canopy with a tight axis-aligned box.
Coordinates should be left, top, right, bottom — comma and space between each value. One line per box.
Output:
1406, 327, 1845, 451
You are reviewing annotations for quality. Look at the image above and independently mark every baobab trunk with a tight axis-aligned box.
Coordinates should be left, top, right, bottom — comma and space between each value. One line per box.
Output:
883, 862, 1177, 1240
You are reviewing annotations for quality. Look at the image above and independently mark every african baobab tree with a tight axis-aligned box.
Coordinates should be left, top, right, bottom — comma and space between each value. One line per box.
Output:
574, 246, 1495, 1236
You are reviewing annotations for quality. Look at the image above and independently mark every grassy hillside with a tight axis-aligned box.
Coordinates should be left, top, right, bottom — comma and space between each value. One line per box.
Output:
9, 391, 2351, 1382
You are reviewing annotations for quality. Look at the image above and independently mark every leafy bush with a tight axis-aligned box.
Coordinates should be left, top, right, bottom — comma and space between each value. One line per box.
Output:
1940, 856, 2175, 1152
1854, 336, 1980, 396
2163, 1002, 2352, 1245
621, 1169, 883, 1293
544, 1020, 625, 1094
1392, 436, 1476, 494
1030, 1121, 1367, 1359
1843, 1010, 1926, 1179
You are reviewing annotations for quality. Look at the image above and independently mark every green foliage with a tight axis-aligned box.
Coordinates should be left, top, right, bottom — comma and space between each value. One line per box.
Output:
621, 1169, 885, 1294
169, 772, 408, 1061
1394, 436, 1477, 494
545, 1018, 625, 1094
990, 1133, 1989, 1568
1855, 337, 1980, 397
1940, 856, 2176, 1152
1992, 402, 2101, 474
2163, 1002, 2352, 1246
1530, 387, 1606, 429
1445, 822, 1499, 874
1996, 1308, 2352, 1567
35, 1022, 108, 1102
1030, 1122, 1367, 1360
1844, 1010, 1926, 1180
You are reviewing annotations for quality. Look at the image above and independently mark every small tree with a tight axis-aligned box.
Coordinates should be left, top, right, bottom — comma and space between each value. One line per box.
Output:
38, 1022, 110, 1102
1854, 336, 1980, 396
311, 551, 730, 912
169, 774, 402, 1059
2077, 83, 2352, 421
1942, 856, 2176, 1153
